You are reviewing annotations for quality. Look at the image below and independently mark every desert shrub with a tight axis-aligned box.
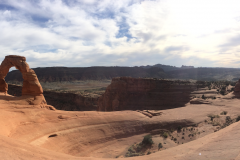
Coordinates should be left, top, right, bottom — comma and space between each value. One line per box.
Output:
202, 94, 205, 99
173, 138, 177, 141
162, 132, 168, 138
220, 90, 225, 95
158, 143, 163, 150
226, 116, 231, 123
147, 151, 151, 155
236, 116, 240, 122
208, 114, 219, 121
128, 146, 135, 153
231, 82, 236, 86
213, 97, 216, 99
177, 125, 182, 131
136, 143, 143, 152
212, 121, 220, 126
125, 145, 140, 157
220, 111, 228, 115
221, 116, 233, 128
142, 135, 153, 145
125, 152, 140, 157
182, 136, 184, 139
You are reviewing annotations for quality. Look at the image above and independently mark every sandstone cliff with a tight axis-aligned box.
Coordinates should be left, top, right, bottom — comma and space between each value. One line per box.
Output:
234, 79, 240, 98
234, 79, 240, 92
98, 77, 200, 111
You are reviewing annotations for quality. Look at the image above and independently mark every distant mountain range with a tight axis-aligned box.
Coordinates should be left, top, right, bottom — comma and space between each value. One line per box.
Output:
141, 64, 240, 81
5, 65, 240, 82
140, 64, 194, 71
5, 66, 168, 82
167, 67, 240, 81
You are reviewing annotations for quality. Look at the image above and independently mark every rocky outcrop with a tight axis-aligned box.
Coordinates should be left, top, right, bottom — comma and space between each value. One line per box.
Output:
98, 77, 199, 111
0, 55, 54, 109
234, 79, 240, 93
233, 79, 240, 97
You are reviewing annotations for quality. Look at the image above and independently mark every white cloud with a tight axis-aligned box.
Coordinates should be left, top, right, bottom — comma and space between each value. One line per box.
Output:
1, 0, 240, 68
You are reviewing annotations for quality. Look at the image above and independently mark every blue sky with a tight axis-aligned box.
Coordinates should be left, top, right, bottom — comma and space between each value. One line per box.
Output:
1, 0, 240, 68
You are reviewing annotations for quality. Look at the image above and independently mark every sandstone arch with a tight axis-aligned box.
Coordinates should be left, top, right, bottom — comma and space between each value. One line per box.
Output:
0, 55, 54, 109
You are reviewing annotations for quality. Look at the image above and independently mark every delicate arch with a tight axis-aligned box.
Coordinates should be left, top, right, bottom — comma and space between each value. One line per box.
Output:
0, 55, 43, 96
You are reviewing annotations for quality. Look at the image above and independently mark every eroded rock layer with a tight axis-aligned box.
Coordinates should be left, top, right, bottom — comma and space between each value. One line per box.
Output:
98, 77, 200, 111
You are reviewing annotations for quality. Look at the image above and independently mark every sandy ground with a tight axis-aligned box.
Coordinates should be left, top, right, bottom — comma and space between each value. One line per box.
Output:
1, 89, 240, 160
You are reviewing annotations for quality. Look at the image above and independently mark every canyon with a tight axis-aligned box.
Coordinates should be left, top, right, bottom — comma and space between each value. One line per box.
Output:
8, 84, 98, 111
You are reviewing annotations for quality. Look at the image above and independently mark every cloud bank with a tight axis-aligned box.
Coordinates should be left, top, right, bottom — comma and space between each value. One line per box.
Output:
1, 0, 240, 68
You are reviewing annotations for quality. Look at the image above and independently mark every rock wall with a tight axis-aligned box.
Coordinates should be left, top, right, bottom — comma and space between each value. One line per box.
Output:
234, 79, 240, 97
8, 84, 98, 111
98, 77, 200, 111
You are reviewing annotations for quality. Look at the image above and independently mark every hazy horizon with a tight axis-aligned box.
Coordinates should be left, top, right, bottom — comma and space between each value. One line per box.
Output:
1, 0, 240, 68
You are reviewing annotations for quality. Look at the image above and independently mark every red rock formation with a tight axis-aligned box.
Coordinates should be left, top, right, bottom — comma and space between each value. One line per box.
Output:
233, 79, 240, 98
234, 79, 240, 93
98, 77, 199, 111
0, 55, 54, 109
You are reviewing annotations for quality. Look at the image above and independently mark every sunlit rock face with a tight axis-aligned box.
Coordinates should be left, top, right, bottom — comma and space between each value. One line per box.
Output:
0, 55, 54, 109
98, 77, 198, 111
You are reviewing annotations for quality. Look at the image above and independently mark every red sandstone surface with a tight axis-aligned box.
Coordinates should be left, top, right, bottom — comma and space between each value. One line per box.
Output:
2, 56, 240, 159
2, 91, 240, 159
